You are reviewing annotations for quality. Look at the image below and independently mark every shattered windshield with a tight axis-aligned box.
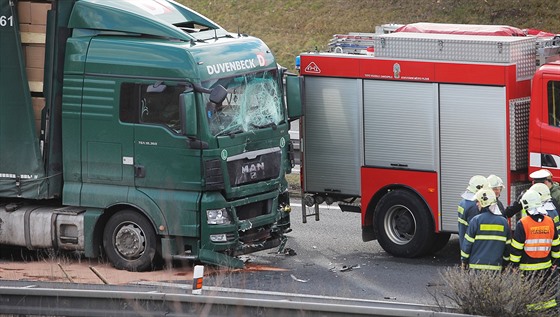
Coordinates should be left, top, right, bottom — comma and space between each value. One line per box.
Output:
203, 69, 284, 136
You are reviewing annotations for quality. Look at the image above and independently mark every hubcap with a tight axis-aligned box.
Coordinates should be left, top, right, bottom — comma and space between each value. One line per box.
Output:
384, 205, 416, 245
114, 223, 146, 259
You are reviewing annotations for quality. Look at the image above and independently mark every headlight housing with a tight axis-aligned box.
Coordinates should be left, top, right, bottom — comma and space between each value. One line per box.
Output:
207, 208, 231, 225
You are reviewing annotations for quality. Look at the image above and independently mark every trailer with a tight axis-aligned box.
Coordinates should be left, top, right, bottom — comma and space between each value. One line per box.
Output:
0, 0, 299, 271
287, 22, 560, 257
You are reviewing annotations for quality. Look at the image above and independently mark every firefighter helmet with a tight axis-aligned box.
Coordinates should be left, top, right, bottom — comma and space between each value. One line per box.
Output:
521, 189, 544, 211
530, 183, 552, 202
487, 174, 504, 189
475, 188, 496, 208
467, 175, 488, 193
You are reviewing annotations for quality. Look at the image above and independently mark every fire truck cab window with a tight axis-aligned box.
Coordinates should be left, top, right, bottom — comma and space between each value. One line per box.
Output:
548, 81, 560, 127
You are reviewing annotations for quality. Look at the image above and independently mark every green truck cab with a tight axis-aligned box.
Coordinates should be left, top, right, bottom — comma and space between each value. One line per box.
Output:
0, 0, 297, 271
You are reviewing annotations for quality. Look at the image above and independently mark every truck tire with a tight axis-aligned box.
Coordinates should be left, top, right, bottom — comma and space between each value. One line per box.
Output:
428, 232, 451, 254
103, 209, 159, 272
374, 190, 435, 258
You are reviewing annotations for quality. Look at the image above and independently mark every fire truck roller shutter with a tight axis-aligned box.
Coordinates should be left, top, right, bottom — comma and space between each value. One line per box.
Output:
374, 189, 435, 257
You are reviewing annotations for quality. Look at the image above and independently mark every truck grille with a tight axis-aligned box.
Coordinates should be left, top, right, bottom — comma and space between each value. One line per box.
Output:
227, 149, 281, 187
236, 199, 272, 220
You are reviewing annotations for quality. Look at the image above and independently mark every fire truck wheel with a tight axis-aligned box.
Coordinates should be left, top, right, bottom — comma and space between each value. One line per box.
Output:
103, 209, 160, 272
429, 232, 451, 254
374, 190, 435, 258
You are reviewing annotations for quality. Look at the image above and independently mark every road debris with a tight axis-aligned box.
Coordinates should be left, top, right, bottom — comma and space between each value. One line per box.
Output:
340, 264, 360, 272
90, 266, 109, 284
57, 263, 74, 283
290, 274, 309, 283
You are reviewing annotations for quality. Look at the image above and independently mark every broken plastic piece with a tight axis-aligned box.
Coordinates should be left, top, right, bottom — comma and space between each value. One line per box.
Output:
290, 274, 309, 283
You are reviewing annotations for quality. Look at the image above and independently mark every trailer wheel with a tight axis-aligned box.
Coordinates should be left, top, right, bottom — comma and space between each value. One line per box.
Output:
103, 210, 159, 272
374, 190, 435, 257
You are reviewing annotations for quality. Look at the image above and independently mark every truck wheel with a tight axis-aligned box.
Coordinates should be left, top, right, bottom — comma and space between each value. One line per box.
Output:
428, 232, 451, 254
103, 210, 159, 272
374, 190, 435, 258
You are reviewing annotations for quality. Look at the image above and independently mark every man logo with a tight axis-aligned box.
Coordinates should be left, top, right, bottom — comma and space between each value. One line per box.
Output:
242, 162, 265, 179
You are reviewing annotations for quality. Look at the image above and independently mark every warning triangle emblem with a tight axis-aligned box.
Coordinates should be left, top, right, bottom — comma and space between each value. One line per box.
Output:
305, 62, 321, 73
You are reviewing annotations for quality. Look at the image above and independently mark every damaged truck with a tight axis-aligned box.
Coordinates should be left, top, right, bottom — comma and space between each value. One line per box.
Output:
0, 0, 299, 271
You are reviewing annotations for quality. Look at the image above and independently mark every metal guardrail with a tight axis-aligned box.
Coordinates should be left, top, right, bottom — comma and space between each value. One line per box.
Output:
0, 280, 478, 317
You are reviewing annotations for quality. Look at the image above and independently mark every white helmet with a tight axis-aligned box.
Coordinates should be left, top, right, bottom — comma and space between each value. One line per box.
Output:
530, 183, 552, 202
467, 175, 488, 193
487, 174, 504, 189
475, 188, 496, 208
521, 189, 544, 212
529, 169, 553, 180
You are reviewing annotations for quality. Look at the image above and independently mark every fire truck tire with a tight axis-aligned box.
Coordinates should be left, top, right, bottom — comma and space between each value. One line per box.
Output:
103, 209, 160, 272
374, 190, 435, 258
428, 232, 451, 254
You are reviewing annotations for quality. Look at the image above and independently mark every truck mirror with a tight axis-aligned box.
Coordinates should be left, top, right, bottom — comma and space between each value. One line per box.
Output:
180, 91, 197, 137
286, 75, 302, 119
210, 84, 228, 104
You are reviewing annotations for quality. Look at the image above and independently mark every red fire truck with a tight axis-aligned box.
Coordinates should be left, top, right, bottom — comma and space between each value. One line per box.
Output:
287, 23, 560, 257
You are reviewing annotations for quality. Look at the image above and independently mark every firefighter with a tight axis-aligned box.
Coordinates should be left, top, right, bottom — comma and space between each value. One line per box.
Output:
531, 183, 560, 232
458, 175, 488, 250
460, 188, 511, 271
486, 174, 505, 214
510, 189, 560, 310
530, 168, 560, 206
510, 189, 560, 271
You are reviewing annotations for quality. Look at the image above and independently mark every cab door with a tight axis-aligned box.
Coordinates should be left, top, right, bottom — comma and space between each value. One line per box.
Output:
532, 74, 560, 177
131, 83, 202, 192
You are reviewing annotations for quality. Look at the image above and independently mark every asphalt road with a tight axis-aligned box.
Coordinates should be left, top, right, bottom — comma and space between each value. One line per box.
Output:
205, 202, 461, 305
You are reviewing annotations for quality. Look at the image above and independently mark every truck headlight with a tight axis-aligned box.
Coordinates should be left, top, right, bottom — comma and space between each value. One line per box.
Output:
207, 208, 231, 225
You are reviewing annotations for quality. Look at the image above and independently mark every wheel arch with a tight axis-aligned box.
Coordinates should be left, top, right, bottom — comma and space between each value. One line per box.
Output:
364, 185, 436, 236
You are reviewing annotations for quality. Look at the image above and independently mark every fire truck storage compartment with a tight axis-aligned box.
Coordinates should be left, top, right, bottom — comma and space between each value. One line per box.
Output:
373, 32, 536, 81
438, 84, 507, 231
303, 77, 362, 196
363, 80, 438, 171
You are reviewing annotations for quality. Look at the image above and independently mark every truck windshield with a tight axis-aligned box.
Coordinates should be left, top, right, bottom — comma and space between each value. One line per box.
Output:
203, 69, 284, 136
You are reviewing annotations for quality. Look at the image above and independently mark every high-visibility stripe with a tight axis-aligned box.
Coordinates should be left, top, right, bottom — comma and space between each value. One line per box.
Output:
464, 234, 475, 243
460, 250, 470, 258
468, 263, 502, 270
458, 217, 469, 226
475, 235, 507, 242
525, 238, 553, 244
458, 206, 464, 215
552, 251, 560, 258
519, 261, 552, 271
524, 246, 551, 252
480, 224, 504, 232
510, 254, 521, 262
503, 255, 510, 261
511, 240, 524, 250
553, 238, 560, 246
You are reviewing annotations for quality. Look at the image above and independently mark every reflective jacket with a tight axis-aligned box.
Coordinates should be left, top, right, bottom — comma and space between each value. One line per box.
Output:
461, 209, 511, 270
510, 214, 560, 271
543, 202, 560, 233
458, 198, 478, 250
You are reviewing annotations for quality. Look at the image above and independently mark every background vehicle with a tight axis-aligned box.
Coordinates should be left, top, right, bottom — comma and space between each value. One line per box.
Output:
288, 22, 560, 257
0, 0, 298, 271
